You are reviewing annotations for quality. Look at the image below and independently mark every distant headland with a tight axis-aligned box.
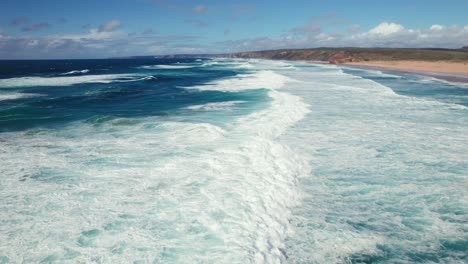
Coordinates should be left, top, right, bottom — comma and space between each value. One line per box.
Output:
226, 47, 468, 76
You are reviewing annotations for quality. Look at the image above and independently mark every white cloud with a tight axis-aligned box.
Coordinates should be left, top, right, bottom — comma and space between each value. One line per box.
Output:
27, 39, 39, 46
98, 20, 121, 32
369, 22, 404, 35
220, 22, 468, 52
59, 28, 124, 41
2, 19, 468, 59
430, 24, 445, 31
0, 22, 202, 59
354, 23, 468, 48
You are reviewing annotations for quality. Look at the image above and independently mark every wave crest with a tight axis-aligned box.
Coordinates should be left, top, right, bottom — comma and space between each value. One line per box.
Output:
187, 70, 291, 92
0, 74, 150, 88
60, 69, 90, 75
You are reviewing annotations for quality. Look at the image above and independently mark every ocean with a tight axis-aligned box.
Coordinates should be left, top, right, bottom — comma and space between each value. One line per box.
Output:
0, 58, 466, 263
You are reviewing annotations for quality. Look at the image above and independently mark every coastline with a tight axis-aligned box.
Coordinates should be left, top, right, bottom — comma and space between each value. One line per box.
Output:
342, 60, 468, 83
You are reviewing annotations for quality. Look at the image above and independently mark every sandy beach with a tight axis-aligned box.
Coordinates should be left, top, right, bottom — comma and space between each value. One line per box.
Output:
344, 60, 468, 76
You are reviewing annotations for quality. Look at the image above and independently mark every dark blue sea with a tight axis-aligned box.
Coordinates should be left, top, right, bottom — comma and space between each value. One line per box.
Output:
0, 58, 466, 263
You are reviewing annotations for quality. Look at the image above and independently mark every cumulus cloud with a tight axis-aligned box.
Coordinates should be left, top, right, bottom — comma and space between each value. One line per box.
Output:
0, 22, 201, 59
2, 19, 468, 59
368, 22, 404, 35
98, 20, 121, 32
350, 23, 468, 48
430, 24, 444, 31
220, 22, 468, 52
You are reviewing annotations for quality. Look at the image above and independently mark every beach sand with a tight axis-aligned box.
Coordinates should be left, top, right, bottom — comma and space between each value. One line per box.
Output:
344, 60, 468, 76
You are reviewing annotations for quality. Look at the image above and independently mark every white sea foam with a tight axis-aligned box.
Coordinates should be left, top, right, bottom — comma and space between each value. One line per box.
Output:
340, 66, 404, 79
318, 66, 468, 109
1, 59, 466, 263
140, 65, 195, 69
204, 59, 297, 71
187, 101, 246, 111
0, 92, 42, 101
412, 75, 468, 88
180, 61, 311, 262
201, 59, 262, 69
0, 74, 147, 88
60, 69, 90, 75
278, 62, 468, 263
232, 63, 255, 69
0, 59, 311, 263
201, 61, 219, 67
187, 70, 291, 92
132, 75, 157, 81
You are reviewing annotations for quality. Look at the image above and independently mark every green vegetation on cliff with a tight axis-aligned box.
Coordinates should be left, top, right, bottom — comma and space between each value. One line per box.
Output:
230, 48, 468, 63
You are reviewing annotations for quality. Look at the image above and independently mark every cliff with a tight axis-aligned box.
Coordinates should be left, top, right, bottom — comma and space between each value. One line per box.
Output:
229, 48, 468, 64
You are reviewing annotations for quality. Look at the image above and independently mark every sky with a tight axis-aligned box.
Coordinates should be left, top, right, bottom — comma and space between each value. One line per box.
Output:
1, 0, 468, 59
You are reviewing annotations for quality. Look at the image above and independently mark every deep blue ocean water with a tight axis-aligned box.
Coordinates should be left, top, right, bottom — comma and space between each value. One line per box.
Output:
0, 58, 466, 263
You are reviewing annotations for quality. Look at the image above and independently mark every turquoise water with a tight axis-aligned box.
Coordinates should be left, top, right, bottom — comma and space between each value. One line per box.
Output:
0, 58, 466, 263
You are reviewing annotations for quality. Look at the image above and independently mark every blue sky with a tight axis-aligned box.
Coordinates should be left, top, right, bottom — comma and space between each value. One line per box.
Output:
1, 0, 468, 59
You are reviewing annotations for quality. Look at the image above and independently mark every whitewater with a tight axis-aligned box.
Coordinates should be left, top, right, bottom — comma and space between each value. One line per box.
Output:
0, 58, 466, 263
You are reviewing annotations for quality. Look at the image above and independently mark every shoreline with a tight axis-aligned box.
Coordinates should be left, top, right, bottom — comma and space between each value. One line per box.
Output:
342, 60, 468, 83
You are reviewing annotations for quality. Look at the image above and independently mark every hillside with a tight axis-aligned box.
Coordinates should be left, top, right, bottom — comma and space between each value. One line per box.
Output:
229, 48, 468, 64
